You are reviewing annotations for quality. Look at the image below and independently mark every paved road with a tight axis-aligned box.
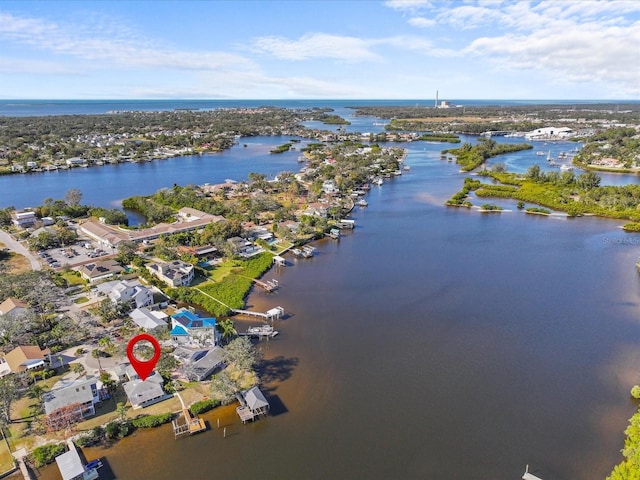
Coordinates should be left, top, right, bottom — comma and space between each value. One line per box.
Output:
0, 229, 41, 270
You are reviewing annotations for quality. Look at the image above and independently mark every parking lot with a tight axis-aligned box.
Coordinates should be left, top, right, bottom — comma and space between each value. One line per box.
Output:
38, 241, 116, 269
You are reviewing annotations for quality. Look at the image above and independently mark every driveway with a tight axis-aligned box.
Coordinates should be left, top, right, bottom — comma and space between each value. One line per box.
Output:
0, 229, 41, 270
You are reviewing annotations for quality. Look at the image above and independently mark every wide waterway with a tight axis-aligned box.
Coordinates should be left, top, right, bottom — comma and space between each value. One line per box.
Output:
5, 118, 640, 478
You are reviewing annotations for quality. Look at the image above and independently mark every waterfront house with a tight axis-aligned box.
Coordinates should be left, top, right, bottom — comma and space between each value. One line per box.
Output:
174, 346, 226, 381
146, 260, 194, 287
95, 279, 153, 309
176, 244, 219, 260
227, 236, 262, 258
43, 375, 100, 419
1, 345, 51, 376
322, 180, 339, 194
170, 309, 218, 346
65, 157, 86, 167
79, 260, 124, 283
0, 297, 29, 319
129, 307, 168, 331
11, 210, 37, 229
123, 370, 168, 409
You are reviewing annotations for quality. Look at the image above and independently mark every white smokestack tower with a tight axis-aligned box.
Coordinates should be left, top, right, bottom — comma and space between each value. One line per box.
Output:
435, 90, 439, 108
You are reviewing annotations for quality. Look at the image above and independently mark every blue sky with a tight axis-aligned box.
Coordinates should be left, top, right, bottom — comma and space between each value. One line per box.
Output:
0, 0, 638, 100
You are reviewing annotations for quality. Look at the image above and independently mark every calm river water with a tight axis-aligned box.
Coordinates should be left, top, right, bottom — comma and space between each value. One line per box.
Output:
6, 125, 640, 479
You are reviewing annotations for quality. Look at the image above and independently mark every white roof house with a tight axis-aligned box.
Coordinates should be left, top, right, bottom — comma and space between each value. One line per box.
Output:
95, 279, 153, 309
129, 307, 168, 331
146, 260, 194, 287
11, 210, 37, 228
123, 371, 169, 409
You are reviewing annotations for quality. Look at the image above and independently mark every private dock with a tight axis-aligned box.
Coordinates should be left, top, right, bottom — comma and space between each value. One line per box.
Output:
232, 306, 284, 322
172, 393, 206, 438
338, 219, 355, 229
327, 228, 340, 239
238, 274, 279, 292
522, 465, 543, 480
236, 386, 270, 424
292, 245, 315, 258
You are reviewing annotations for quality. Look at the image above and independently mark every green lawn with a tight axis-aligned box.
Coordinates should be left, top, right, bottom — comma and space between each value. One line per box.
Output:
60, 271, 87, 287
206, 259, 243, 283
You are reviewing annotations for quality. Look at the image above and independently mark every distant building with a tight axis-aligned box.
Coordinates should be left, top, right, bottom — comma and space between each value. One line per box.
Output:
11, 210, 37, 229
65, 157, 86, 166
146, 260, 194, 287
525, 127, 573, 141
79, 207, 224, 248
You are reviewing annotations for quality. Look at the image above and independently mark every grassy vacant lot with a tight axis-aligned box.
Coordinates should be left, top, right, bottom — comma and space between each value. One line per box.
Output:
0, 242, 30, 274
0, 432, 15, 476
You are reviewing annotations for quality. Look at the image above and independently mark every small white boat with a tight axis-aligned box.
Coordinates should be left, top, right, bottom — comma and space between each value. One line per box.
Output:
247, 325, 274, 335
357, 199, 368, 207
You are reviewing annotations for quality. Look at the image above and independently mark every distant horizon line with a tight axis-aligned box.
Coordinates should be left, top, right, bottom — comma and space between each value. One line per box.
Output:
1, 98, 638, 102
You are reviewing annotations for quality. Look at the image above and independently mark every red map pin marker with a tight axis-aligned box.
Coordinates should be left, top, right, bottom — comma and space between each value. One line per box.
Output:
126, 333, 161, 381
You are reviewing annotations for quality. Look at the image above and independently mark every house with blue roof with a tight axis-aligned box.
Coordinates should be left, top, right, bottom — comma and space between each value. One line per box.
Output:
170, 309, 219, 346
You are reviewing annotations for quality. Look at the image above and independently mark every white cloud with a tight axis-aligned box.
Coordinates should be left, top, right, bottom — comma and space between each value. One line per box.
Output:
383, 1, 640, 96
0, 56, 81, 75
135, 70, 366, 99
436, 5, 507, 30
0, 12, 255, 73
384, 0, 432, 12
408, 17, 436, 28
251, 33, 380, 61
464, 19, 640, 96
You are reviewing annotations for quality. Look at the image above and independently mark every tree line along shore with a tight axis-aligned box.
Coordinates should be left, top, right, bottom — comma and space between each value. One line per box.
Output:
0, 103, 638, 174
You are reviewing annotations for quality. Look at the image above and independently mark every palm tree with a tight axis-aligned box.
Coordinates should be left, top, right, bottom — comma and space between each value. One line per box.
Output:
217, 319, 237, 345
70, 363, 86, 377
116, 402, 127, 422
98, 336, 117, 357
91, 349, 102, 372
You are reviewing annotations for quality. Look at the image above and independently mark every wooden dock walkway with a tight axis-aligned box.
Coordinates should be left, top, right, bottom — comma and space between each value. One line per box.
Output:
232, 306, 284, 321
236, 274, 279, 292
172, 393, 206, 438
